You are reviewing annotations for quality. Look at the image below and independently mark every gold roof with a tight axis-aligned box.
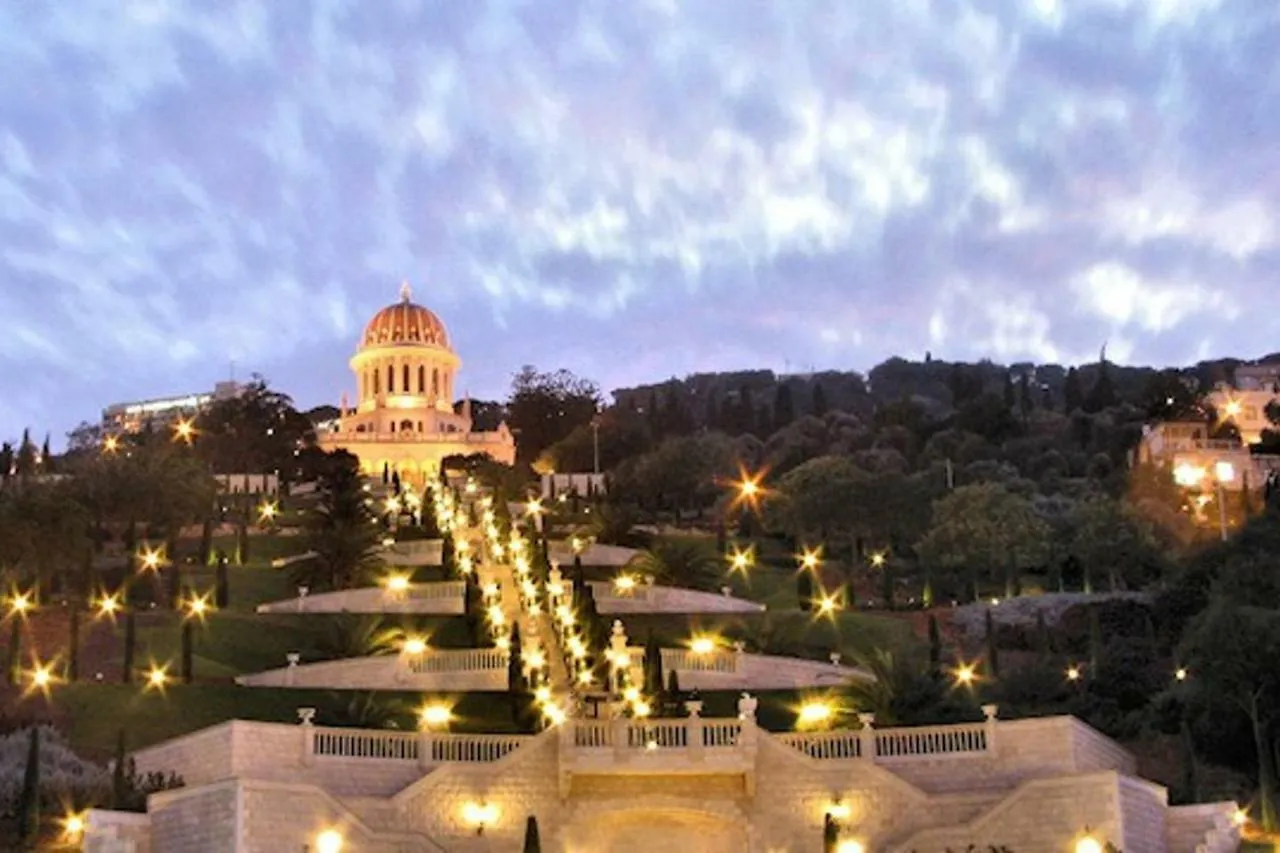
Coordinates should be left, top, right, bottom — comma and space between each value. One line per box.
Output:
361, 282, 451, 350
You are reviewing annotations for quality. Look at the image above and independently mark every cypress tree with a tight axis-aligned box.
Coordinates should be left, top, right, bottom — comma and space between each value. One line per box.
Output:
666, 669, 684, 714
643, 631, 664, 698
198, 517, 214, 566
17, 726, 40, 841
880, 560, 895, 610
69, 604, 81, 682
7, 617, 20, 685
111, 729, 129, 809
522, 815, 542, 853
167, 564, 182, 610
441, 535, 456, 577
1064, 367, 1084, 413
122, 610, 136, 684
773, 383, 795, 431
1180, 716, 1200, 803
181, 620, 195, 683
811, 382, 828, 417
236, 519, 250, 565
1035, 610, 1052, 659
215, 555, 230, 609
984, 608, 1000, 678
1088, 607, 1102, 672
927, 614, 942, 676
40, 433, 52, 472
822, 813, 839, 852
796, 571, 814, 612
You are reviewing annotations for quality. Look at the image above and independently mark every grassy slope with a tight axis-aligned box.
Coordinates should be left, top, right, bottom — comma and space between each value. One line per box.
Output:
50, 534, 918, 757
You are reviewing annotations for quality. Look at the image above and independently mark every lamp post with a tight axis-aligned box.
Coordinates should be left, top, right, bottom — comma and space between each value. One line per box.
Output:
1213, 461, 1234, 542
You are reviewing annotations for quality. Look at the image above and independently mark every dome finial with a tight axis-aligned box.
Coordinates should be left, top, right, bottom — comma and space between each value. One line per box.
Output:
399, 280, 412, 303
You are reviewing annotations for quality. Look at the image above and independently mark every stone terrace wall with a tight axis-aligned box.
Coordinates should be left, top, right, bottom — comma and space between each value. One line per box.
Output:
147, 780, 240, 853
1118, 775, 1169, 853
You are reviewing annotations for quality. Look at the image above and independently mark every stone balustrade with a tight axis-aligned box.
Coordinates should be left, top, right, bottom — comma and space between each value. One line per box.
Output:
405, 647, 507, 674
255, 580, 464, 614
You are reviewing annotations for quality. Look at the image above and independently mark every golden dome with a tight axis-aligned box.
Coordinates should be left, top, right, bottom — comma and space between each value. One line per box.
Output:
361, 282, 451, 350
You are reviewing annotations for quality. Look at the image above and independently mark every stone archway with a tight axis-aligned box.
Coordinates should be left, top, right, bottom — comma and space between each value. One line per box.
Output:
558, 801, 749, 853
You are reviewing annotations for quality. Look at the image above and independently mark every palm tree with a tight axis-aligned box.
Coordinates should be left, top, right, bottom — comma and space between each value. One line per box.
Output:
327, 691, 412, 729
843, 647, 905, 723
293, 452, 383, 591
625, 535, 721, 590
310, 615, 403, 660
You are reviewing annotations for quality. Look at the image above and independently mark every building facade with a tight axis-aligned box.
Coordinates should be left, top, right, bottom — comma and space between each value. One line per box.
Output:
83, 707, 1239, 852
102, 381, 242, 433
316, 283, 515, 483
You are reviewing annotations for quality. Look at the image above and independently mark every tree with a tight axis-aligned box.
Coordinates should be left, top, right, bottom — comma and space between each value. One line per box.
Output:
215, 554, 230, 608
181, 620, 195, 683
123, 610, 136, 683
15, 428, 37, 478
6, 616, 20, 684
1067, 497, 1159, 592
17, 726, 40, 841
111, 728, 129, 809
643, 631, 664, 698
194, 376, 315, 480
985, 608, 1000, 678
624, 537, 721, 591
773, 383, 796, 431
68, 604, 81, 681
1085, 352, 1119, 413
293, 451, 383, 591
1017, 372, 1034, 418
811, 382, 829, 417
916, 483, 1050, 601
0, 441, 13, 480
522, 815, 542, 853
198, 517, 214, 566
40, 433, 52, 473
1064, 367, 1084, 413
1181, 601, 1280, 831
797, 570, 815, 611
823, 813, 839, 852
927, 614, 942, 676
508, 366, 601, 466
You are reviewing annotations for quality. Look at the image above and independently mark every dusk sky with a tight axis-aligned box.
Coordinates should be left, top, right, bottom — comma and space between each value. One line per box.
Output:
2, 1, 1277, 445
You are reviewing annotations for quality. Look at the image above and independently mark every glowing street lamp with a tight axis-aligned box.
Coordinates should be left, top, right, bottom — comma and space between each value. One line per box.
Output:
816, 592, 842, 617
836, 840, 866, 853
613, 574, 638, 593
315, 828, 345, 853
96, 593, 122, 619
1066, 664, 1082, 682
797, 700, 834, 728
102, 435, 119, 454
798, 547, 822, 571
1074, 836, 1103, 853
384, 574, 411, 594
8, 592, 33, 617
183, 593, 213, 622
869, 551, 886, 569
258, 501, 278, 523
419, 703, 452, 730
728, 547, 754, 574
690, 636, 716, 655
172, 419, 195, 443
145, 665, 170, 691
953, 663, 977, 687
62, 813, 86, 842
402, 637, 428, 656
139, 548, 164, 572
25, 661, 59, 698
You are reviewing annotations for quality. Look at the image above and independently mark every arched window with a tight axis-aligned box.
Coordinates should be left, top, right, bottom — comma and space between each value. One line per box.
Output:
432, 369, 440, 397
400, 419, 414, 432
387, 365, 395, 393
373, 370, 380, 395
418, 365, 426, 394
417, 421, 424, 432
390, 421, 396, 433
402, 364, 410, 394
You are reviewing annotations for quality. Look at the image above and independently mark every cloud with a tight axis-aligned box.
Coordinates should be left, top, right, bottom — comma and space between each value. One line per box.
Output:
0, 0, 1277, 441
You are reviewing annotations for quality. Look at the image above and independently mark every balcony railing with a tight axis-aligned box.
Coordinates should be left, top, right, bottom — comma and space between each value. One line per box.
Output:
406, 648, 508, 674
309, 727, 528, 764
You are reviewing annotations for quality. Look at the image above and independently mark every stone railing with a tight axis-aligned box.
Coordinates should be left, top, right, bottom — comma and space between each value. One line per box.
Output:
567, 718, 745, 751
406, 648, 508, 674
309, 725, 527, 765
778, 707, 997, 763
659, 648, 738, 673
